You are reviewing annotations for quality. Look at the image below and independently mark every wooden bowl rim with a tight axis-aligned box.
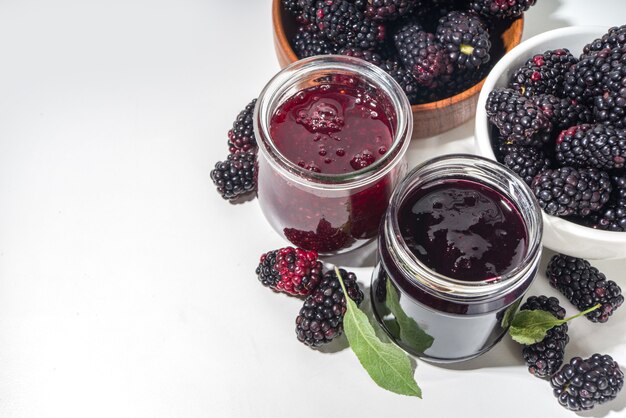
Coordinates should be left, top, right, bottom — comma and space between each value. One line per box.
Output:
272, 0, 524, 111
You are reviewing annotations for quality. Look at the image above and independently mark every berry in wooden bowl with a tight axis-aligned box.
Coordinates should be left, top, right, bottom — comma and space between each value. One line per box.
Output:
273, 0, 525, 139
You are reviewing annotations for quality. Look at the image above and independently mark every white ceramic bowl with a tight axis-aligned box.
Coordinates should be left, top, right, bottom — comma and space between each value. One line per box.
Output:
475, 26, 626, 261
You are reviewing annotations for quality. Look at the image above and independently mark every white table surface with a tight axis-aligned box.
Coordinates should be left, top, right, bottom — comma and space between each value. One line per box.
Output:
1, 1, 625, 417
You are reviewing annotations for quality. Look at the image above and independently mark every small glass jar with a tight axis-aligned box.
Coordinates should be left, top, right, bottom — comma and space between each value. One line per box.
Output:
254, 56, 412, 254
371, 155, 543, 363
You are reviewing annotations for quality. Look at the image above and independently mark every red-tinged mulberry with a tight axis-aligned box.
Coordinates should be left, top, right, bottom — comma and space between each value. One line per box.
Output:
256, 247, 323, 296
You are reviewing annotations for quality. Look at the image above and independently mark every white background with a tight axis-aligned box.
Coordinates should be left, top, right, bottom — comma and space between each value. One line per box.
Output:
1, 1, 625, 417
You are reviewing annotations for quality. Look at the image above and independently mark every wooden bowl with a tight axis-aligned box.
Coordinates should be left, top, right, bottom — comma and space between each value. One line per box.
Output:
272, 0, 524, 139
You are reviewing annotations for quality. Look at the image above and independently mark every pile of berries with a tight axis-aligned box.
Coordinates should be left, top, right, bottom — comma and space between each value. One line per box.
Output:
515, 254, 623, 411
487, 25, 626, 231
256, 246, 364, 347
210, 99, 259, 201
283, 0, 537, 105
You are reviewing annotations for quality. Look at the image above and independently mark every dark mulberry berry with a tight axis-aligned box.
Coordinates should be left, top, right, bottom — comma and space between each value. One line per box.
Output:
295, 268, 364, 347
594, 89, 626, 129
364, 0, 419, 21
590, 176, 626, 231
338, 46, 383, 65
531, 94, 593, 130
531, 167, 612, 217
210, 150, 257, 200
520, 296, 569, 378
436, 11, 491, 70
308, 0, 385, 50
292, 27, 336, 58
256, 247, 323, 296
521, 295, 567, 319
227, 99, 257, 154
501, 145, 551, 186
551, 354, 624, 411
556, 124, 626, 170
563, 48, 614, 104
546, 254, 624, 323
486, 88, 552, 146
510, 49, 578, 97
282, 0, 312, 16
379, 59, 420, 103
583, 25, 626, 56
469, 0, 536, 19
394, 23, 453, 87
428, 65, 491, 100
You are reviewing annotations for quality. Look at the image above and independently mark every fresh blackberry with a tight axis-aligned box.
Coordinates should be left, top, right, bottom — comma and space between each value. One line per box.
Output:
563, 48, 614, 104
394, 23, 453, 87
309, 0, 385, 50
469, 0, 536, 19
510, 49, 578, 97
295, 268, 364, 347
531, 167, 612, 217
282, 0, 312, 15
546, 254, 624, 323
210, 150, 257, 200
256, 247, 323, 296
591, 176, 626, 231
433, 65, 492, 99
338, 46, 383, 65
379, 59, 420, 103
520, 296, 569, 378
521, 295, 567, 319
285, 0, 317, 24
292, 27, 336, 59
348, 0, 367, 9
436, 11, 491, 70
501, 145, 551, 186
583, 25, 626, 57
364, 0, 419, 21
593, 203, 626, 231
556, 124, 626, 170
531, 95, 593, 130
594, 89, 626, 128
486, 88, 552, 146
551, 354, 624, 411
227, 99, 257, 154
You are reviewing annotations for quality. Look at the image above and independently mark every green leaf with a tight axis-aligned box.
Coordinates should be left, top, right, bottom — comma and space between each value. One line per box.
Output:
336, 268, 422, 398
385, 279, 434, 353
509, 309, 562, 345
509, 303, 601, 345
500, 299, 521, 329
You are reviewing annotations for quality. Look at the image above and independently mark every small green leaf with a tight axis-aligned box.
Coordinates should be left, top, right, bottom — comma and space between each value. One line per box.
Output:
501, 299, 521, 329
509, 303, 601, 345
509, 309, 562, 345
336, 268, 422, 398
385, 279, 434, 353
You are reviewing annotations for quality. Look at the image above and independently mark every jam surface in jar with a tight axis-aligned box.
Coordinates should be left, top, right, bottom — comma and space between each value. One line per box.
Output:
398, 179, 528, 281
269, 83, 394, 174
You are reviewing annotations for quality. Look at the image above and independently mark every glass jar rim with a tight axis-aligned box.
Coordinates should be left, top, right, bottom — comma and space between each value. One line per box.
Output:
253, 55, 413, 191
385, 154, 543, 300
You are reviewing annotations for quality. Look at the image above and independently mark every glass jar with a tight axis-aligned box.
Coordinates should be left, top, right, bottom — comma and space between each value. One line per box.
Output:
254, 56, 412, 254
371, 155, 543, 362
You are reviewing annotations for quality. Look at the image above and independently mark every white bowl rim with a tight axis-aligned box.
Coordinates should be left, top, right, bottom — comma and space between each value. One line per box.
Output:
475, 25, 626, 248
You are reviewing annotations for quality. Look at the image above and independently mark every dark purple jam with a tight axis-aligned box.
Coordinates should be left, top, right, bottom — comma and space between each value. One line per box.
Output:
270, 83, 393, 174
398, 179, 528, 281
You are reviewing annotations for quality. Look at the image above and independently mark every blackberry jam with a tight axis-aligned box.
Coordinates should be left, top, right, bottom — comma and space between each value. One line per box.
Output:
399, 180, 528, 281
371, 155, 543, 362
270, 84, 394, 175
254, 56, 412, 254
